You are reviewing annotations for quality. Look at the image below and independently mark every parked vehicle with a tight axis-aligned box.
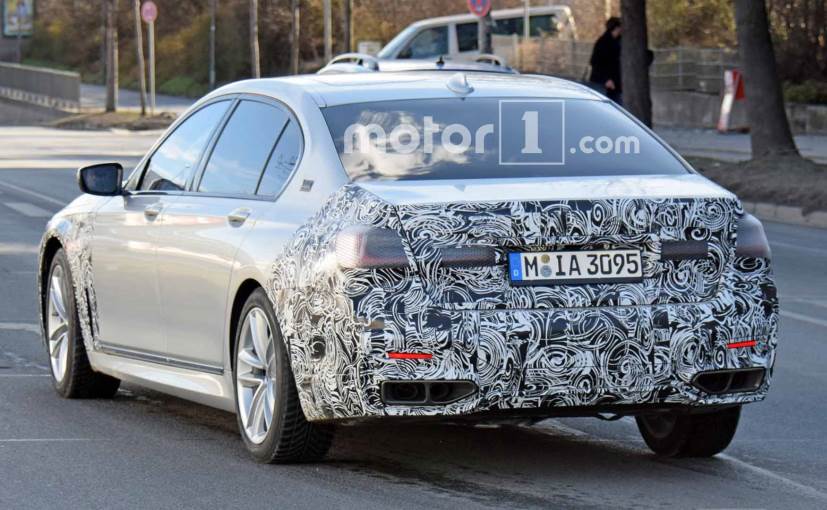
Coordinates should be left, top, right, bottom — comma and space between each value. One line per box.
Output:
377, 6, 577, 61
39, 70, 777, 463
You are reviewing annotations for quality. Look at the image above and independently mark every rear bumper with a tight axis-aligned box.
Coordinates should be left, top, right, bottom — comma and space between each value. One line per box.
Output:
291, 258, 778, 422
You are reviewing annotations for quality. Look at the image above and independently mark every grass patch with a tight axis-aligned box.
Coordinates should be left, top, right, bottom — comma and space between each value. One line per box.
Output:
686, 155, 827, 214
47, 111, 176, 131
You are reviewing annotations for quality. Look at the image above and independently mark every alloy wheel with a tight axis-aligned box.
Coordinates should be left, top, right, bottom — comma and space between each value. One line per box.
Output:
236, 307, 277, 444
47, 265, 70, 383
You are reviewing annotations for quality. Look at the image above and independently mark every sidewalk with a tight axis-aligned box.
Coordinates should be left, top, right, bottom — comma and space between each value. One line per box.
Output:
80, 84, 194, 114
655, 127, 827, 165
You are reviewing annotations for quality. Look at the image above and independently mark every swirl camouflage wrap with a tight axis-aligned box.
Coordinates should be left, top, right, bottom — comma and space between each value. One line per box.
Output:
266, 185, 779, 422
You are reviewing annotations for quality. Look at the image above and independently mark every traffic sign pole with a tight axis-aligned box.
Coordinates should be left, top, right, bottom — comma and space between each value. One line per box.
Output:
148, 20, 155, 115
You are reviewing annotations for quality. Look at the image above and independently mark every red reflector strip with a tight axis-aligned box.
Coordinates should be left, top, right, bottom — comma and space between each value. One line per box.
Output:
727, 340, 757, 349
387, 352, 432, 360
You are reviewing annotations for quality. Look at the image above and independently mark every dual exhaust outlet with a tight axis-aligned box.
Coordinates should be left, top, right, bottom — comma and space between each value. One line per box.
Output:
381, 380, 477, 405
692, 368, 765, 394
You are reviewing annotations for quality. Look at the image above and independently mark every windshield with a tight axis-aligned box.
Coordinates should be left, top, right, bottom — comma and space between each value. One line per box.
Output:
322, 98, 689, 181
377, 25, 420, 58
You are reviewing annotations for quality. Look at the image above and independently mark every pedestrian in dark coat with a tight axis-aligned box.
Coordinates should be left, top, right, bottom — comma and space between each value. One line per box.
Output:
589, 17, 622, 103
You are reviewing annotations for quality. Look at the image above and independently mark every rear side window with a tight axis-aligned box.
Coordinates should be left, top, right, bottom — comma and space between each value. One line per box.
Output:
140, 100, 230, 191
530, 15, 558, 36
257, 120, 302, 196
198, 100, 288, 195
457, 22, 478, 52
399, 27, 448, 59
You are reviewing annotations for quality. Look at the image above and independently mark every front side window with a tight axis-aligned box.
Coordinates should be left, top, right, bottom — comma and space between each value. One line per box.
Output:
322, 97, 688, 181
530, 15, 558, 37
398, 27, 448, 59
139, 100, 230, 191
198, 100, 288, 195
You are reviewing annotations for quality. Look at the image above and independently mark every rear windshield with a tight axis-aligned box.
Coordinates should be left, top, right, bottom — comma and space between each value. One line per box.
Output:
321, 98, 688, 181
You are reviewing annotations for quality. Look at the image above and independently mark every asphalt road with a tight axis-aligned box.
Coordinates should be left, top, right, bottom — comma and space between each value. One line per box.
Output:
1, 133, 827, 509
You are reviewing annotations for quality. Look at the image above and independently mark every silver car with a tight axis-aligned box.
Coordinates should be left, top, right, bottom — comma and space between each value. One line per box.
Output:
38, 71, 778, 463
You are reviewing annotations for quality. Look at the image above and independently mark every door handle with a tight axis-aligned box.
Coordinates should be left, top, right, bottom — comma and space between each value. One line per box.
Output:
227, 207, 251, 226
144, 203, 163, 220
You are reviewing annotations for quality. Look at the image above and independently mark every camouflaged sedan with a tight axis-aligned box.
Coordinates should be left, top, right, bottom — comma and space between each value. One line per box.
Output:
38, 71, 777, 463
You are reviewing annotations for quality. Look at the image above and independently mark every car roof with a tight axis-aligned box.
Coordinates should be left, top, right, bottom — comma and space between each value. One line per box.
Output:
207, 71, 603, 108
405, 5, 570, 29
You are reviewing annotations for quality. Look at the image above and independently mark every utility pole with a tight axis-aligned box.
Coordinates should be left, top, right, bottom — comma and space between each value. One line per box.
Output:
105, 0, 119, 113
341, 0, 351, 53
209, 0, 217, 90
323, 0, 332, 63
133, 0, 147, 116
290, 0, 300, 74
249, 0, 260, 78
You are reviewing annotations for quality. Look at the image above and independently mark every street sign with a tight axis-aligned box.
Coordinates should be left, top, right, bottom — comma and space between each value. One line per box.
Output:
467, 0, 492, 18
141, 1, 158, 23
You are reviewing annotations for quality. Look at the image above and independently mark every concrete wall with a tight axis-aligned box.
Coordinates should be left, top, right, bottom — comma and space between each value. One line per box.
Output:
652, 90, 827, 135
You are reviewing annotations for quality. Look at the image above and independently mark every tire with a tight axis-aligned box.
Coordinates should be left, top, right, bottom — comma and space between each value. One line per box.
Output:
233, 288, 334, 463
44, 248, 120, 399
636, 406, 741, 457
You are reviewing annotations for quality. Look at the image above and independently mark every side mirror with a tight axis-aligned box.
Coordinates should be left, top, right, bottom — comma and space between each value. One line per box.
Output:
77, 163, 124, 196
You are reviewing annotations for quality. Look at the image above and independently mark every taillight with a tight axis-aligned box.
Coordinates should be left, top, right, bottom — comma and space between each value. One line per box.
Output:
336, 226, 409, 269
735, 213, 771, 259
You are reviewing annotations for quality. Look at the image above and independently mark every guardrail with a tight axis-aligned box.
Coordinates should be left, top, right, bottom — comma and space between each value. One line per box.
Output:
493, 35, 738, 95
0, 61, 81, 110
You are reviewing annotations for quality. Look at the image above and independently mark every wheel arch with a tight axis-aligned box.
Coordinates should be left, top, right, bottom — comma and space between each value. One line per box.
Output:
38, 235, 64, 342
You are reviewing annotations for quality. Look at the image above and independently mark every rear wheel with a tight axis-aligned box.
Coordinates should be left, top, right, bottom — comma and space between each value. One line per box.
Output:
233, 288, 333, 463
45, 248, 120, 398
636, 406, 741, 457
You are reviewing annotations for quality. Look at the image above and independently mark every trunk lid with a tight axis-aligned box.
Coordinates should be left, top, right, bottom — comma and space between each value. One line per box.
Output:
358, 175, 739, 309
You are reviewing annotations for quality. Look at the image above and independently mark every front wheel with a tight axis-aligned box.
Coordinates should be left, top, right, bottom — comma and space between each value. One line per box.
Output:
636, 406, 741, 457
233, 288, 334, 463
44, 248, 120, 398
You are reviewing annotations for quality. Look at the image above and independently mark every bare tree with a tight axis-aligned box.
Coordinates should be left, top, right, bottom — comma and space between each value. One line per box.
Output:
209, 0, 217, 90
132, 0, 147, 116
734, 0, 798, 158
323, 0, 332, 63
620, 0, 652, 127
104, 0, 118, 113
291, 0, 300, 74
341, 0, 351, 53
249, 0, 261, 78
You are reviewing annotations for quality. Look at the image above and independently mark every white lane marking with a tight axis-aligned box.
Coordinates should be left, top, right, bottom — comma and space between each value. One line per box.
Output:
0, 438, 101, 443
769, 240, 827, 257
0, 242, 38, 254
781, 310, 827, 329
3, 201, 53, 218
0, 322, 40, 333
718, 454, 827, 502
0, 180, 66, 206
782, 297, 827, 310
535, 417, 827, 502
0, 374, 51, 377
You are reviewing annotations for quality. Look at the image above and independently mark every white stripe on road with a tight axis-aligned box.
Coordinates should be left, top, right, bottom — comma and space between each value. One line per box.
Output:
718, 454, 827, 503
534, 418, 827, 503
0, 180, 65, 206
770, 241, 827, 257
781, 310, 827, 329
3, 201, 53, 218
0, 374, 51, 377
0, 322, 40, 333
0, 242, 38, 254
0, 438, 100, 443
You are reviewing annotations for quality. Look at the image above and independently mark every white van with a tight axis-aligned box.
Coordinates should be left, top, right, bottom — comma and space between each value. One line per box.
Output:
377, 6, 577, 60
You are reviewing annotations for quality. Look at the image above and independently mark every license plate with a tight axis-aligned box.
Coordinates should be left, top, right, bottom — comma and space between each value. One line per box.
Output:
508, 249, 643, 285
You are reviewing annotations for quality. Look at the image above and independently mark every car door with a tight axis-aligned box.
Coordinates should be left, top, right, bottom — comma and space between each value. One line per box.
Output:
91, 100, 231, 355
155, 97, 302, 369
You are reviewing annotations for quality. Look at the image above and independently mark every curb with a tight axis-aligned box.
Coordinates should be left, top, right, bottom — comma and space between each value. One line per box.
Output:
743, 201, 827, 229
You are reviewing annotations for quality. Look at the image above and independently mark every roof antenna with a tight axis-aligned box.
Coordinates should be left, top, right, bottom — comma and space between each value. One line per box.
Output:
436, 55, 445, 67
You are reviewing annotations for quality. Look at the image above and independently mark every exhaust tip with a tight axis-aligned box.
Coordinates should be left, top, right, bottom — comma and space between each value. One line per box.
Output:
692, 368, 765, 394
381, 380, 477, 406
